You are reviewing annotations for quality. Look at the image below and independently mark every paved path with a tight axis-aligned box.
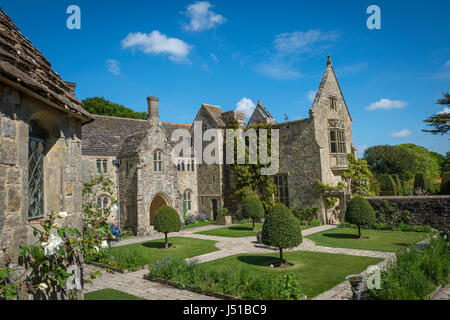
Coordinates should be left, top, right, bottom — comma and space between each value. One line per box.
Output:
431, 283, 450, 300
82, 223, 419, 301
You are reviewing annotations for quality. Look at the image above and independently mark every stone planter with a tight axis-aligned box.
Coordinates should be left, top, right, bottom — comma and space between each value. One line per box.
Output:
216, 215, 232, 225
345, 274, 364, 300
256, 231, 263, 244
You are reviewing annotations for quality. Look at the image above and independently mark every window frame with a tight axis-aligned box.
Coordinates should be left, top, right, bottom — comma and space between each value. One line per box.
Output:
183, 190, 192, 211
274, 174, 289, 208
153, 150, 163, 172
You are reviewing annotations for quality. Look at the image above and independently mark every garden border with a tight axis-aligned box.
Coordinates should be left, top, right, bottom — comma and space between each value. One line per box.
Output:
86, 261, 148, 274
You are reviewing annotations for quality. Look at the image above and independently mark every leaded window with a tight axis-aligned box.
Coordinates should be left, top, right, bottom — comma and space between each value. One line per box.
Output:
97, 160, 101, 174
153, 151, 162, 172
183, 190, 192, 211
97, 195, 110, 215
103, 160, 107, 173
28, 137, 45, 219
274, 174, 289, 207
330, 96, 337, 110
329, 129, 346, 154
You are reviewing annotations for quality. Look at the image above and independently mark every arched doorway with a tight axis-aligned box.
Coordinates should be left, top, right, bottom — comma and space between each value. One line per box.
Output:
149, 193, 170, 226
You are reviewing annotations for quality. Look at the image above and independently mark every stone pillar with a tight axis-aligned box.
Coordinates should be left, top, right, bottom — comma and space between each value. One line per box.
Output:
147, 96, 159, 122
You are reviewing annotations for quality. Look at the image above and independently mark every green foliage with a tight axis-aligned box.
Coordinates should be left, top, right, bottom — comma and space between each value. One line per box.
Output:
367, 235, 450, 300
154, 206, 181, 234
399, 144, 443, 180
441, 172, 450, 195
148, 257, 304, 300
390, 174, 403, 195
242, 195, 264, 230
345, 195, 376, 237
291, 205, 319, 222
343, 154, 375, 195
364, 145, 416, 182
308, 219, 322, 227
229, 121, 278, 211
414, 173, 428, 193
0, 267, 20, 300
379, 174, 397, 196
82, 97, 147, 119
443, 152, 450, 172
217, 208, 230, 217
262, 203, 303, 263
422, 92, 450, 135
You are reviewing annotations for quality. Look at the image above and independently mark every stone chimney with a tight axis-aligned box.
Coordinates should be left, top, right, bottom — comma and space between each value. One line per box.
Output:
64, 81, 76, 96
147, 96, 159, 122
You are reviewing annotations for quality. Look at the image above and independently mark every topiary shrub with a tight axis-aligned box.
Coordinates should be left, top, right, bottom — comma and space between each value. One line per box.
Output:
390, 174, 403, 195
242, 195, 265, 231
262, 203, 302, 265
154, 206, 181, 248
414, 173, 428, 193
379, 174, 397, 196
441, 172, 450, 195
345, 195, 376, 238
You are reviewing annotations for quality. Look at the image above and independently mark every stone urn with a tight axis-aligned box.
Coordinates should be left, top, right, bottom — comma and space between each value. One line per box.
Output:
216, 215, 232, 225
256, 231, 263, 244
345, 274, 364, 300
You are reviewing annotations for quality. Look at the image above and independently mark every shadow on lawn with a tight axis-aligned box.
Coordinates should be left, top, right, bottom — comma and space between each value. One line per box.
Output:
321, 233, 360, 239
237, 255, 280, 267
228, 226, 256, 231
141, 241, 174, 249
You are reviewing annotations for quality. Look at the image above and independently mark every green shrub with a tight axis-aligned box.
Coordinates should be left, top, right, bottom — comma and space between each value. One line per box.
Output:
113, 249, 146, 271
414, 173, 428, 193
291, 205, 319, 222
345, 195, 376, 238
379, 174, 397, 196
154, 206, 181, 248
242, 195, 265, 230
148, 257, 304, 300
441, 172, 450, 195
338, 221, 354, 228
390, 174, 403, 195
308, 219, 321, 227
367, 236, 450, 300
262, 203, 303, 264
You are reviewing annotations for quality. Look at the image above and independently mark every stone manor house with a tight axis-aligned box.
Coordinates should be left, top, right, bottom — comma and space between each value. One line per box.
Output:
0, 8, 356, 261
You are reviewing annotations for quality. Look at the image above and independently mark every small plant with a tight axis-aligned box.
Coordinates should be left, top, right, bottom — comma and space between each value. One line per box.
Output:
154, 206, 181, 249
262, 203, 302, 265
345, 195, 376, 238
0, 267, 20, 300
217, 208, 229, 217
308, 219, 321, 227
242, 195, 265, 231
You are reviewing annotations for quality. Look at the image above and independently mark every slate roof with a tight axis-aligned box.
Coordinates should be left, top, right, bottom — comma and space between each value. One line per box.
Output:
201, 104, 226, 127
82, 115, 192, 157
0, 9, 92, 122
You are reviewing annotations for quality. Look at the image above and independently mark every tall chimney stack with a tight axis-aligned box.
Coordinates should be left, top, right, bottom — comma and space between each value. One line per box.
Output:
147, 96, 159, 122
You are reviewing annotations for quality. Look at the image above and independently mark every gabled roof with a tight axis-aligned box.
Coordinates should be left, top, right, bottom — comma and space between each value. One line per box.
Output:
82, 115, 151, 156
199, 104, 225, 127
0, 9, 92, 122
247, 100, 276, 126
309, 56, 352, 121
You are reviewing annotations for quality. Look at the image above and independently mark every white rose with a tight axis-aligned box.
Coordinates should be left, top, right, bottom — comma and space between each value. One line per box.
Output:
38, 283, 48, 291
111, 205, 118, 213
101, 240, 108, 249
94, 246, 99, 252
57, 211, 68, 218
41, 234, 63, 256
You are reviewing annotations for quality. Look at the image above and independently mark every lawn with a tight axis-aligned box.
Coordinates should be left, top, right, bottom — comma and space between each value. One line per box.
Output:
306, 227, 429, 252
98, 236, 218, 270
199, 250, 382, 299
84, 288, 146, 300
183, 220, 216, 229
195, 223, 310, 238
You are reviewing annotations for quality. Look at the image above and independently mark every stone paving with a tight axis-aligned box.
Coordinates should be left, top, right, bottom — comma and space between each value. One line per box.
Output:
82, 223, 435, 300
431, 283, 450, 300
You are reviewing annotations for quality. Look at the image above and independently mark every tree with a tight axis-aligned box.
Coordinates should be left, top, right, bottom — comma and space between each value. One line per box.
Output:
262, 203, 302, 265
345, 195, 376, 238
154, 206, 181, 248
229, 121, 278, 210
379, 174, 397, 196
413, 173, 428, 193
242, 195, 265, 231
342, 154, 375, 195
82, 97, 148, 119
398, 144, 443, 180
423, 93, 450, 135
364, 145, 416, 182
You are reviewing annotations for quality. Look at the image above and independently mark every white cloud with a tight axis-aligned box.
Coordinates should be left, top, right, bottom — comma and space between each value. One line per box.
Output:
365, 98, 408, 111
438, 106, 450, 115
236, 97, 256, 118
121, 31, 192, 62
306, 90, 316, 102
256, 63, 301, 80
106, 59, 120, 75
390, 129, 412, 138
445, 60, 450, 67
183, 1, 226, 32
273, 30, 339, 55
210, 53, 219, 62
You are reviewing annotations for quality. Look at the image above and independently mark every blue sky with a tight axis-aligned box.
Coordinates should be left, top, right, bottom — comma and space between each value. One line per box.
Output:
2, 0, 449, 155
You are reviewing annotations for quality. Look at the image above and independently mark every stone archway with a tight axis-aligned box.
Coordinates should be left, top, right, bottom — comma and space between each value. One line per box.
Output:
149, 193, 170, 226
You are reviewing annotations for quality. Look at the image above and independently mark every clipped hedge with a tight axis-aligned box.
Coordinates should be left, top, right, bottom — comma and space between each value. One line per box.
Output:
242, 195, 265, 230
441, 172, 450, 195
379, 174, 397, 196
390, 174, 403, 195
345, 195, 376, 238
414, 173, 428, 193
154, 206, 181, 248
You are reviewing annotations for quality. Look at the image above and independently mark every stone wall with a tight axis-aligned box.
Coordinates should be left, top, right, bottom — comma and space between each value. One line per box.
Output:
0, 82, 84, 264
365, 195, 450, 231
